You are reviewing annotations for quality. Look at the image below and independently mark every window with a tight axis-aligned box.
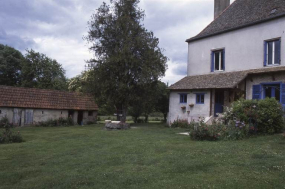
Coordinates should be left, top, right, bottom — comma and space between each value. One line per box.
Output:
0, 110, 1, 114
180, 94, 187, 103
196, 94, 205, 104
61, 111, 63, 115
88, 111, 93, 116
42, 111, 44, 114
264, 84, 281, 101
211, 49, 225, 72
264, 39, 281, 66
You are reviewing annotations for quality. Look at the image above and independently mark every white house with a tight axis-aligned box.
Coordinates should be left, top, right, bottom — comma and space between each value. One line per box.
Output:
168, 0, 285, 124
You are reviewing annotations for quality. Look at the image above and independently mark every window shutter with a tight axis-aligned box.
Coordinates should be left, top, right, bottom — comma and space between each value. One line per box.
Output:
222, 49, 225, 70
211, 51, 214, 72
264, 41, 267, 67
252, 85, 261, 100
281, 84, 285, 105
277, 39, 281, 64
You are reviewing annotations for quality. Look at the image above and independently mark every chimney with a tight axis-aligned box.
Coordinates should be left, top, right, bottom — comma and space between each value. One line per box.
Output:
214, 0, 230, 19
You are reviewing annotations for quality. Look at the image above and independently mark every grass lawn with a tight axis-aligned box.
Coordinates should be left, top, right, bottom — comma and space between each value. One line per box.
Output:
1, 123, 285, 189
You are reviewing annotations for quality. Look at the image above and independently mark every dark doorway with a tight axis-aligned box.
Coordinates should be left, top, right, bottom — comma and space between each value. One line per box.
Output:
77, 111, 83, 125
214, 90, 224, 117
68, 110, 74, 119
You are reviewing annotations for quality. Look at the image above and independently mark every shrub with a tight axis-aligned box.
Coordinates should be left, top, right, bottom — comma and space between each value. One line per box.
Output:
189, 121, 250, 141
0, 117, 12, 128
222, 98, 284, 134
257, 98, 284, 134
36, 117, 74, 127
170, 119, 191, 128
0, 120, 23, 144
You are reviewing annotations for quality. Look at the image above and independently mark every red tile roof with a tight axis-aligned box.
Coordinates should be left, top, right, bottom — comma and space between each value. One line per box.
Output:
0, 85, 98, 110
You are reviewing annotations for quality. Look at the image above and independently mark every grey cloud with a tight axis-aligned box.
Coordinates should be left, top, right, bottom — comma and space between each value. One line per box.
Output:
172, 63, 187, 76
0, 29, 36, 51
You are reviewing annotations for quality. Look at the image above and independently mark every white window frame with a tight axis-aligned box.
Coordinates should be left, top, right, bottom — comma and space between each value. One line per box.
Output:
267, 40, 280, 65
214, 51, 223, 71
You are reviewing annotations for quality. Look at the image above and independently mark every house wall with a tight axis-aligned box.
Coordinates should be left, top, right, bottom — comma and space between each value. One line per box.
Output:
33, 109, 69, 123
0, 107, 98, 126
188, 17, 285, 76
168, 90, 211, 125
0, 108, 13, 122
246, 72, 285, 100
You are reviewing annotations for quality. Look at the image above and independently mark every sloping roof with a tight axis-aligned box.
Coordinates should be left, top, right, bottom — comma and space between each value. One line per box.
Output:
169, 66, 285, 90
0, 86, 98, 110
187, 0, 285, 42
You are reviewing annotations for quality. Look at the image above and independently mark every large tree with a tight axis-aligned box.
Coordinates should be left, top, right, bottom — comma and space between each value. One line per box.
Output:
21, 49, 68, 90
85, 0, 167, 122
0, 44, 24, 86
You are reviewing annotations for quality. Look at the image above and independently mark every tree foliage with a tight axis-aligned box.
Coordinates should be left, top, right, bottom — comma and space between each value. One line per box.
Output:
85, 0, 167, 122
21, 49, 68, 90
0, 44, 24, 86
0, 44, 68, 91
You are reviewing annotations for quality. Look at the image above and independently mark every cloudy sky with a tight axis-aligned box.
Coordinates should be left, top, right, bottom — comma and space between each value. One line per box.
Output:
0, 0, 234, 84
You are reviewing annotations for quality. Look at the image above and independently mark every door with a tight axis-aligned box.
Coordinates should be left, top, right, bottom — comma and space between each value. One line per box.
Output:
214, 91, 224, 117
77, 111, 83, 125
24, 109, 34, 125
13, 108, 22, 126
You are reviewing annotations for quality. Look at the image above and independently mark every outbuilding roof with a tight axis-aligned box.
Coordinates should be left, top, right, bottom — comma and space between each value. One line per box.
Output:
187, 0, 285, 42
169, 66, 285, 90
0, 85, 98, 110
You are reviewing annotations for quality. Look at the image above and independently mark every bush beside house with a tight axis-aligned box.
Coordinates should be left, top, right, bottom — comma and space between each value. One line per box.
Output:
171, 98, 285, 141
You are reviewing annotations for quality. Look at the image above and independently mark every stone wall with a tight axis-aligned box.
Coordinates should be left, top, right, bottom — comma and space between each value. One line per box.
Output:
0, 107, 98, 126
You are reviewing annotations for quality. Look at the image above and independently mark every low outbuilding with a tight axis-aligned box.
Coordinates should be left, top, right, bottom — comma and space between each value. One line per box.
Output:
0, 85, 98, 126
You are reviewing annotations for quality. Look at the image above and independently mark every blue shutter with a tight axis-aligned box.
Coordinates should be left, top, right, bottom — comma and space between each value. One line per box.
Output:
264, 41, 267, 67
222, 49, 225, 70
281, 84, 285, 105
252, 85, 261, 100
277, 39, 281, 64
211, 51, 214, 72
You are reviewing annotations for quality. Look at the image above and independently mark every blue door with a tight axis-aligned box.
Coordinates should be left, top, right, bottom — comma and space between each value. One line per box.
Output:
214, 91, 224, 117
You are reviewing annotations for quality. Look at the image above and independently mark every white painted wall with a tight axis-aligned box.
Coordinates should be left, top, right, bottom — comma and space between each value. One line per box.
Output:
168, 90, 211, 125
188, 17, 285, 76
33, 109, 69, 123
0, 108, 13, 123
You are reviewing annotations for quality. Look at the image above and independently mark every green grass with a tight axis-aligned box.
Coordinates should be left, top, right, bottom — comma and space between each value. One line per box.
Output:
0, 124, 285, 189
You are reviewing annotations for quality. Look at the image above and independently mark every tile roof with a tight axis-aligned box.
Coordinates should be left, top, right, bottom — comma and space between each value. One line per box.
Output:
169, 66, 285, 90
0, 86, 98, 110
187, 0, 285, 42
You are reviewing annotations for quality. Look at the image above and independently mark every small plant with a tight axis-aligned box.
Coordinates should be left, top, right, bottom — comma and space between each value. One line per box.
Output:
181, 106, 186, 110
0, 119, 23, 144
170, 119, 190, 128
189, 104, 194, 107
0, 117, 12, 128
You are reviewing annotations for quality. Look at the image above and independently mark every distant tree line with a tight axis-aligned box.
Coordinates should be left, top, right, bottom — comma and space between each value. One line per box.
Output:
0, 44, 67, 90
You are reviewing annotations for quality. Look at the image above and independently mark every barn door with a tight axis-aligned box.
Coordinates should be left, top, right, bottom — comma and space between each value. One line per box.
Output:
13, 108, 22, 126
25, 109, 34, 125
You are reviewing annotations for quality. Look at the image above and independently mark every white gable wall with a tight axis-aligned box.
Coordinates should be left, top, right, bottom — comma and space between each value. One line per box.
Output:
188, 17, 285, 76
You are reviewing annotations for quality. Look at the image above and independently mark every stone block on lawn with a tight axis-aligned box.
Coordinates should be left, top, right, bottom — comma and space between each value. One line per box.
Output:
105, 122, 130, 130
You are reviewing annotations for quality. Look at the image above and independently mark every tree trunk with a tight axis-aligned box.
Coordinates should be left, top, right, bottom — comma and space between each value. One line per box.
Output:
144, 114, 148, 123
163, 113, 167, 123
121, 105, 128, 123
